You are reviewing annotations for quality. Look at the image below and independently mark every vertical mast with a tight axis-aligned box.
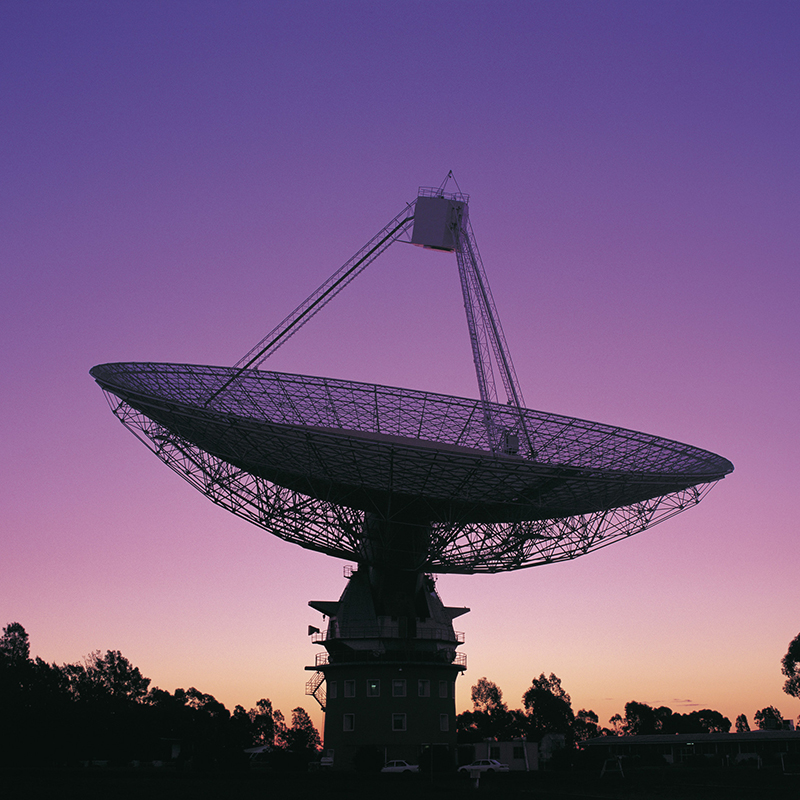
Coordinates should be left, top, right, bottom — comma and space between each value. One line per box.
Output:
454, 212, 531, 455
211, 176, 532, 458
412, 179, 531, 456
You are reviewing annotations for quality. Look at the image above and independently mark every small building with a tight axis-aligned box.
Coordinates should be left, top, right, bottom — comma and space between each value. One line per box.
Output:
582, 730, 800, 767
472, 739, 538, 771
539, 733, 567, 766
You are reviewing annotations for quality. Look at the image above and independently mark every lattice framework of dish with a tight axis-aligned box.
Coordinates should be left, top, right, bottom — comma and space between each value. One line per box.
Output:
92, 361, 731, 573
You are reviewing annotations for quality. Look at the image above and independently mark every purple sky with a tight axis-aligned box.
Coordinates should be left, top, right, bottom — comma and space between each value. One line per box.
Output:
3, 1, 799, 732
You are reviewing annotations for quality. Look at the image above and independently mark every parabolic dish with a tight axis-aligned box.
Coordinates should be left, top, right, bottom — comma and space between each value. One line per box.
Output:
91, 362, 732, 573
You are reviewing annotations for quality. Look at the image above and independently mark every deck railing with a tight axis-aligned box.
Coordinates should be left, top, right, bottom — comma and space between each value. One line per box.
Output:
312, 626, 464, 644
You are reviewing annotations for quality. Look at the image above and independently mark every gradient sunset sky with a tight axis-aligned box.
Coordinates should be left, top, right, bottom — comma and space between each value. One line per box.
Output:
3, 1, 799, 733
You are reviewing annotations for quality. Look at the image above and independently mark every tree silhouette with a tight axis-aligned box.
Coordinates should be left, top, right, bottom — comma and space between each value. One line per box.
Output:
284, 707, 321, 752
457, 676, 526, 741
0, 623, 34, 767
250, 697, 277, 745
754, 706, 784, 730
0, 622, 30, 665
471, 676, 507, 715
619, 701, 662, 735
0, 621, 323, 769
573, 709, 602, 741
606, 702, 731, 736
782, 632, 800, 700
685, 709, 731, 733
735, 713, 750, 732
85, 649, 151, 702
273, 708, 288, 748
522, 673, 574, 740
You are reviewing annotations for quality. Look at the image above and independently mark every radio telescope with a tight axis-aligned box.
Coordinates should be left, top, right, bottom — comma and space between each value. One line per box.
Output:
91, 177, 732, 768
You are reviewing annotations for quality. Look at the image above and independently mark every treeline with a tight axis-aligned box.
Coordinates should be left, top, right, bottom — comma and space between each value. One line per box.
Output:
456, 673, 797, 745
0, 622, 319, 769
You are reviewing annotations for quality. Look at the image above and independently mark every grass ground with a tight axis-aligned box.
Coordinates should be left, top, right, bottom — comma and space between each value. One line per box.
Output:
4, 766, 800, 800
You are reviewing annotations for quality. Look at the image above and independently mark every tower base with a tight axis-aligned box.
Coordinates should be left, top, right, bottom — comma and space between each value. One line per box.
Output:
306, 567, 468, 770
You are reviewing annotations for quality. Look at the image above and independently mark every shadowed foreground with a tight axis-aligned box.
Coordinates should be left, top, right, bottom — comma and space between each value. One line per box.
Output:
4, 767, 800, 800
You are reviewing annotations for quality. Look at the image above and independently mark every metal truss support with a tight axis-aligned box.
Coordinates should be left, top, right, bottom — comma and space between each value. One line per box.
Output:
454, 212, 532, 456
207, 177, 529, 459
205, 202, 416, 405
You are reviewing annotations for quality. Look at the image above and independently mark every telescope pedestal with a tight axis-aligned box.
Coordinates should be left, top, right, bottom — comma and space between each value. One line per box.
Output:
306, 566, 468, 770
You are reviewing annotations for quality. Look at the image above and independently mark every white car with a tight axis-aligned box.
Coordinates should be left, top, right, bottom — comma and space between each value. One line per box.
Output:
381, 759, 420, 773
458, 758, 510, 774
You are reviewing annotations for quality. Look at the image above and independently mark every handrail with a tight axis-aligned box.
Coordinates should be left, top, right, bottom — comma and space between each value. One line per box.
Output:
314, 650, 467, 668
312, 626, 465, 644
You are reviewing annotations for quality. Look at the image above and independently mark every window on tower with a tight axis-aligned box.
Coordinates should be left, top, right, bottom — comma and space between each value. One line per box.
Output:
367, 679, 380, 697
343, 714, 354, 732
392, 713, 407, 731
344, 680, 355, 697
418, 679, 430, 697
392, 679, 406, 697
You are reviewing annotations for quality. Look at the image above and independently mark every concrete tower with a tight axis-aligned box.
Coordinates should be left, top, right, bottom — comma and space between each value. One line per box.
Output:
306, 565, 468, 770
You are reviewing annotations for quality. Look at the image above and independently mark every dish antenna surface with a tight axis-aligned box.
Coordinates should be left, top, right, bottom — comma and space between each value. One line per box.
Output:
91, 176, 732, 768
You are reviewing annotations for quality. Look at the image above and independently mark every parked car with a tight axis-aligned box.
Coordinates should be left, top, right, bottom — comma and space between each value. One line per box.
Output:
458, 758, 509, 774
381, 759, 420, 773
